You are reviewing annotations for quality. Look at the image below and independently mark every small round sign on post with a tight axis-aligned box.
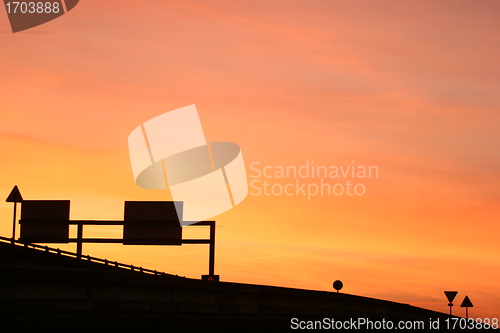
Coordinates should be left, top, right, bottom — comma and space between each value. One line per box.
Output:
333, 280, 343, 293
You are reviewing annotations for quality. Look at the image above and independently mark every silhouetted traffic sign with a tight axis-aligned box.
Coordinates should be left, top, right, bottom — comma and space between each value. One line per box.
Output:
6, 186, 23, 203
461, 296, 473, 308
123, 201, 183, 245
7, 185, 23, 243
444, 291, 458, 303
444, 291, 458, 315
333, 280, 343, 293
20, 200, 70, 243
461, 295, 473, 319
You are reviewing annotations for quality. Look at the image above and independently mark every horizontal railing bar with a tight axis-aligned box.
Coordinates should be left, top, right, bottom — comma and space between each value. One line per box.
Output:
67, 238, 212, 243
19, 220, 214, 226
68, 238, 124, 243
69, 221, 126, 225
18, 220, 126, 225
182, 239, 211, 244
188, 221, 214, 226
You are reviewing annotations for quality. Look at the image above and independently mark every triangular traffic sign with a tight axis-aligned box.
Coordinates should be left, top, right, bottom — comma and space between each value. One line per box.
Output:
6, 186, 23, 203
444, 291, 458, 303
460, 296, 473, 308
207, 277, 213, 281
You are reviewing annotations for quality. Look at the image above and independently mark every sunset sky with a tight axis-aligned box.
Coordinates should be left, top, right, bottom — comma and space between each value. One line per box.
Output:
1, 0, 499, 319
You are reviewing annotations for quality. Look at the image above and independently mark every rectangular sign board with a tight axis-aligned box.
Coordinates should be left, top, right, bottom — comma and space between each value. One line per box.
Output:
123, 201, 182, 245
19, 200, 70, 243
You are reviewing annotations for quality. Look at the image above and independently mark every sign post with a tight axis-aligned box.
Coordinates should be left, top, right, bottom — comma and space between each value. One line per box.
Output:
6, 186, 23, 244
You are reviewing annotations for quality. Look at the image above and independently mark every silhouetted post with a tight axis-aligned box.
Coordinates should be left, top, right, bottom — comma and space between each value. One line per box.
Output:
76, 223, 83, 259
209, 221, 215, 276
6, 186, 23, 244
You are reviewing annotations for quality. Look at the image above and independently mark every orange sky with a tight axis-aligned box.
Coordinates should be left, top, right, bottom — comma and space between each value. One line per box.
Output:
1, 0, 499, 319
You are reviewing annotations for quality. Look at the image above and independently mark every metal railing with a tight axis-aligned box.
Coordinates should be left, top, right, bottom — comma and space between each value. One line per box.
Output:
0, 235, 178, 277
